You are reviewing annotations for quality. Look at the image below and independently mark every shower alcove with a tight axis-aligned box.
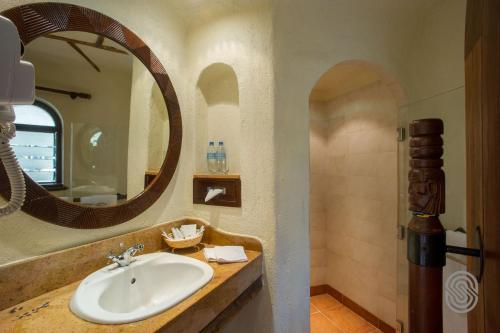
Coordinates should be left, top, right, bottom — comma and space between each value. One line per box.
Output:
309, 60, 404, 331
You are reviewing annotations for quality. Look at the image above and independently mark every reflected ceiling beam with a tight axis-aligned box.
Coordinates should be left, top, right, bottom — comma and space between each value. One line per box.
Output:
43, 34, 128, 55
67, 41, 101, 72
36, 86, 92, 100
95, 35, 104, 47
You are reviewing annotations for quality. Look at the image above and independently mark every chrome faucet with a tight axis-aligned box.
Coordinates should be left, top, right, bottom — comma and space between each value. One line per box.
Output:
107, 243, 144, 267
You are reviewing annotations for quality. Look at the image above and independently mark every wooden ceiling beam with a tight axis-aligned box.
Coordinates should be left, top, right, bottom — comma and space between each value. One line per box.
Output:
36, 86, 91, 100
95, 35, 104, 47
43, 34, 128, 55
67, 41, 101, 72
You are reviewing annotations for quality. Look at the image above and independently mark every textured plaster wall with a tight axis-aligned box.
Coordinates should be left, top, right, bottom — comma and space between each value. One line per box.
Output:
271, 1, 423, 331
0, 1, 281, 332
0, 1, 467, 332
185, 6, 276, 332
0, 0, 189, 265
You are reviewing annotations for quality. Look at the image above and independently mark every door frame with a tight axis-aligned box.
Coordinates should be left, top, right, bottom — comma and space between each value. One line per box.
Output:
465, 0, 500, 331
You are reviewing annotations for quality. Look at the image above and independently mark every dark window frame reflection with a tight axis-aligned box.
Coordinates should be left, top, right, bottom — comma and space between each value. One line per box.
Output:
13, 99, 65, 190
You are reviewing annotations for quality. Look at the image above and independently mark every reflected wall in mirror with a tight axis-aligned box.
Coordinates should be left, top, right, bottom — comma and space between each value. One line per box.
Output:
0, 3, 182, 228
13, 31, 170, 206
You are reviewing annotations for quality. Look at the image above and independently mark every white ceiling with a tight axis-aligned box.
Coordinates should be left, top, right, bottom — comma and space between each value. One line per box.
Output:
167, 0, 267, 28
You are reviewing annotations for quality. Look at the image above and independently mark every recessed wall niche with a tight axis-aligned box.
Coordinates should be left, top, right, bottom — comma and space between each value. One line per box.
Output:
195, 63, 240, 174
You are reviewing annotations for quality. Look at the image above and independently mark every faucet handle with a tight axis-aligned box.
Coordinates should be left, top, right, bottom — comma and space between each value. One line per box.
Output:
128, 243, 144, 257
106, 250, 117, 264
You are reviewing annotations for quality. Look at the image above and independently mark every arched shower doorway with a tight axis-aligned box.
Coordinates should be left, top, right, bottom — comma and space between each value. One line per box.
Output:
309, 59, 405, 333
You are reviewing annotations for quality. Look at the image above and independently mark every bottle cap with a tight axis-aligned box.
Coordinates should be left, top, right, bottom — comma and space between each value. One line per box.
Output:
218, 141, 224, 145
209, 141, 214, 145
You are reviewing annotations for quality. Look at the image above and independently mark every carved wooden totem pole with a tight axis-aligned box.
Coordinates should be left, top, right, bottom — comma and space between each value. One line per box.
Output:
407, 119, 446, 333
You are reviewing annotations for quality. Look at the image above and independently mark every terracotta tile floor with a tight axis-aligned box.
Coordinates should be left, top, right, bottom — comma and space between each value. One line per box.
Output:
310, 294, 382, 333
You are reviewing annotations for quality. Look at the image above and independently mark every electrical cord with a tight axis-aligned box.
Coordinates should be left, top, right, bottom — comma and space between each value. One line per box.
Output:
0, 122, 25, 216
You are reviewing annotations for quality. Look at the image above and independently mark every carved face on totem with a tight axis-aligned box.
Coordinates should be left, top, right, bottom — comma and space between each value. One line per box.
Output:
408, 168, 445, 215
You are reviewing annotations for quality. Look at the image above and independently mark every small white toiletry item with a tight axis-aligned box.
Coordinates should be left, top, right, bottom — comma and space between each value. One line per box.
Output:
205, 187, 225, 202
180, 224, 197, 238
172, 227, 184, 240
203, 247, 216, 261
203, 246, 248, 263
162, 225, 205, 249
215, 246, 247, 263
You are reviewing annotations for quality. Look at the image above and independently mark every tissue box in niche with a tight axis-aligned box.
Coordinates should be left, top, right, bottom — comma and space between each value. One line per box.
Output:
193, 175, 241, 207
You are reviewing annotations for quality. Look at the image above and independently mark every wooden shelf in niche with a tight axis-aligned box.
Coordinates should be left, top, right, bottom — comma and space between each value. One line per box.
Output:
193, 174, 241, 207
144, 169, 159, 188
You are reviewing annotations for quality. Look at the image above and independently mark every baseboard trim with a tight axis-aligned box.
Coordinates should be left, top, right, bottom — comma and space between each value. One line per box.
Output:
310, 284, 328, 296
310, 284, 396, 333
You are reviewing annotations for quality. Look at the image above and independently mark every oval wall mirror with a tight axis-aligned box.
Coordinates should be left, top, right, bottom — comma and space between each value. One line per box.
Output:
0, 3, 182, 228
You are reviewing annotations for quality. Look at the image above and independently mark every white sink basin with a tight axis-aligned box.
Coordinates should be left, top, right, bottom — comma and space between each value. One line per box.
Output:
70, 252, 214, 324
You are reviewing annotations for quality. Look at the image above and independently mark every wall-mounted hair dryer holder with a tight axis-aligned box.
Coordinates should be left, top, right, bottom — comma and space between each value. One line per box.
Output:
0, 15, 35, 217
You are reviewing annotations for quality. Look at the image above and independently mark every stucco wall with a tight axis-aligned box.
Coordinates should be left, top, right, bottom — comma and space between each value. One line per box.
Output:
0, 1, 279, 332
0, 1, 468, 332
185, 6, 276, 332
271, 1, 424, 330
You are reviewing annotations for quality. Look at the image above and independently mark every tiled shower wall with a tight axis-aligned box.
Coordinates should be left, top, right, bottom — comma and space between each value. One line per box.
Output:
309, 82, 398, 325
310, 103, 328, 286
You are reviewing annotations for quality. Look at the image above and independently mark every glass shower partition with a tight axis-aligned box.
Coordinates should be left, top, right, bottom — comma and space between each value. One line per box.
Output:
68, 122, 121, 205
396, 84, 467, 332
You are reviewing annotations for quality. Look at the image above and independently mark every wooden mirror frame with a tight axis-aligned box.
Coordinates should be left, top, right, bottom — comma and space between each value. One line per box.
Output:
0, 3, 182, 229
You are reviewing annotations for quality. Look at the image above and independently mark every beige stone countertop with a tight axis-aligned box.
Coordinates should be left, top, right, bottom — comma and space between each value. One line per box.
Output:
0, 248, 262, 333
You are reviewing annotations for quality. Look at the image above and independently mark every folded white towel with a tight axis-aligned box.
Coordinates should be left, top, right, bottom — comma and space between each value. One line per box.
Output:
203, 246, 248, 263
203, 248, 217, 261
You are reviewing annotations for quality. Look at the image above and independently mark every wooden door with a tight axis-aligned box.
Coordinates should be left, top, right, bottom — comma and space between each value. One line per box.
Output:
465, 0, 500, 332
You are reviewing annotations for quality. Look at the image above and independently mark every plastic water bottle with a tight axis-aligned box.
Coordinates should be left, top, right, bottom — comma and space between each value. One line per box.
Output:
216, 141, 228, 174
206, 141, 217, 173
